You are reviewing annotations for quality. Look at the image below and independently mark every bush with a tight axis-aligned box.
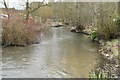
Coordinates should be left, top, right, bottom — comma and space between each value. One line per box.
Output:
53, 2, 119, 40
2, 13, 49, 46
95, 3, 119, 40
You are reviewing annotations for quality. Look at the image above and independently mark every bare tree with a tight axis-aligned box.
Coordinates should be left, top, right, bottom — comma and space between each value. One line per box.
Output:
25, 0, 46, 20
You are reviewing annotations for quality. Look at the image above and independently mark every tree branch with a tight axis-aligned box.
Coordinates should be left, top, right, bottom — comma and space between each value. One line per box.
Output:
3, 0, 8, 10
29, 0, 45, 13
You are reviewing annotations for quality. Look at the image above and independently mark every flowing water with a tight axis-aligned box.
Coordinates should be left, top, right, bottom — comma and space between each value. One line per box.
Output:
2, 27, 99, 78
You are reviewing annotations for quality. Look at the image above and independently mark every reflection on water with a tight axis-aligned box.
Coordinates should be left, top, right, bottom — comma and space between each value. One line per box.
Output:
2, 27, 99, 78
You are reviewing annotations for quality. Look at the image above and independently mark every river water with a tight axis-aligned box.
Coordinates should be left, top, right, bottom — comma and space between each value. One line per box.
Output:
2, 27, 99, 78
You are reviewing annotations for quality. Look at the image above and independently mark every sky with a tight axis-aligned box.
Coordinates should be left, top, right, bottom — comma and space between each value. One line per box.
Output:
0, 0, 51, 10
0, 0, 119, 10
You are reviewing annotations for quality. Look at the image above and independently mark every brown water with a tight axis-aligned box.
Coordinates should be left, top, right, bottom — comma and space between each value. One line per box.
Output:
2, 27, 99, 78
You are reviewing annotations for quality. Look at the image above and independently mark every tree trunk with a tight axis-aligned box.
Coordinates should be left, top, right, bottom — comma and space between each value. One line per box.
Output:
25, 0, 29, 20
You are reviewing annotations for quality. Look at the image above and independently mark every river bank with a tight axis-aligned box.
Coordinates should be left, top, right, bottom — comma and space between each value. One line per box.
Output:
69, 24, 119, 78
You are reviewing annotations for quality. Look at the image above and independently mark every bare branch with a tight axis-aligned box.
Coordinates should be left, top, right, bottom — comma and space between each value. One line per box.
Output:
29, 0, 45, 13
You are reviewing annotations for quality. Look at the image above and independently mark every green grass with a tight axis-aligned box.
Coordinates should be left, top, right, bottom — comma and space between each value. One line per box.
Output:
89, 70, 116, 79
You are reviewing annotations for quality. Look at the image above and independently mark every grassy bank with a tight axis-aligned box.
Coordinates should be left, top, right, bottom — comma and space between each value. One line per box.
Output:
83, 23, 119, 78
82, 17, 119, 78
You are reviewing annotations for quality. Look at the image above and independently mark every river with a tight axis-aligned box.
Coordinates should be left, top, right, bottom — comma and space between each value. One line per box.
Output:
2, 27, 99, 78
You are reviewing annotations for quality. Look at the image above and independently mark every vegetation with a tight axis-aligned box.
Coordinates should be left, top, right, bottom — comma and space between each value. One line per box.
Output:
30, 2, 53, 21
2, 12, 50, 46
52, 2, 119, 78
1, 1, 120, 78
89, 70, 117, 79
1, 2, 119, 46
52, 2, 119, 40
1, 0, 52, 47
